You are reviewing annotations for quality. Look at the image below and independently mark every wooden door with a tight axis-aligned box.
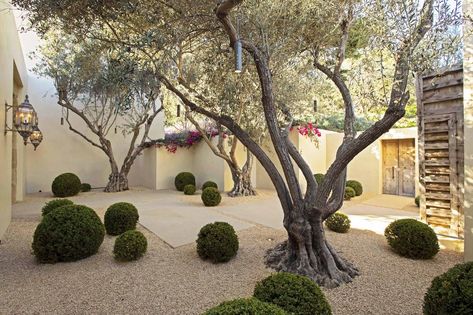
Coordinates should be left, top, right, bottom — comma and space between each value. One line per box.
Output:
399, 139, 416, 196
382, 139, 415, 197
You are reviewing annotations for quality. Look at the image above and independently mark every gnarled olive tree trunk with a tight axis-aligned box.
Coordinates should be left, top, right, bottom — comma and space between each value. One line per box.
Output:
227, 150, 256, 197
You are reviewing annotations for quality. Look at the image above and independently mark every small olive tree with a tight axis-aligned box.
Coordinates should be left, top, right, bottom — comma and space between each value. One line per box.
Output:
36, 34, 163, 192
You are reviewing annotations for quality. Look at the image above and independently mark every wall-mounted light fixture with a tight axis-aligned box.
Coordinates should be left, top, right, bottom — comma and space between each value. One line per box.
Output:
29, 125, 43, 151
4, 95, 42, 149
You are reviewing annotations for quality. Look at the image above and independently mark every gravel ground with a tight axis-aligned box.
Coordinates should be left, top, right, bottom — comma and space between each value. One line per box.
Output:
0, 216, 462, 315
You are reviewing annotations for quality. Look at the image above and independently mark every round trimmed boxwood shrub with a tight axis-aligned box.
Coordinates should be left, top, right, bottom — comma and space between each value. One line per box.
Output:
344, 186, 356, 200
415, 196, 420, 207
41, 199, 74, 216
184, 184, 196, 195
104, 202, 139, 236
346, 180, 363, 196
202, 181, 218, 190
204, 298, 287, 315
254, 272, 332, 315
32, 205, 105, 263
81, 183, 92, 192
175, 172, 196, 191
197, 222, 239, 263
113, 230, 147, 262
51, 173, 81, 197
325, 212, 351, 233
201, 187, 222, 207
423, 262, 473, 315
314, 173, 325, 185
384, 219, 439, 259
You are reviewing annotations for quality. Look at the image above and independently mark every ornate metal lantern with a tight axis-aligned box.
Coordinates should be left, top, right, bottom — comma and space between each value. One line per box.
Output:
13, 95, 38, 144
29, 126, 43, 151
4, 95, 41, 147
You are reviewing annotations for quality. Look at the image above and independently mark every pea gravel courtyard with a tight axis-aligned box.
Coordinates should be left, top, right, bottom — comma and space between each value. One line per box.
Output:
0, 189, 462, 314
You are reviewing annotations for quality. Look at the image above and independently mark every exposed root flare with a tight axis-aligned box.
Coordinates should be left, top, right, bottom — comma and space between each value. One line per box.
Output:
265, 240, 359, 288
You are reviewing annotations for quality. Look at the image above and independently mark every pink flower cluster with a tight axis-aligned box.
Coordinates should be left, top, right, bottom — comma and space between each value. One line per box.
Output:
291, 122, 322, 139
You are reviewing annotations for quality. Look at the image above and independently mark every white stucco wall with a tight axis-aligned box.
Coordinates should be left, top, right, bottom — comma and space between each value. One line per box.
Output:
0, 1, 28, 239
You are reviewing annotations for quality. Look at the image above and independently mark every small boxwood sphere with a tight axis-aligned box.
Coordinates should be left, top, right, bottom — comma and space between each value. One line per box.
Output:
104, 202, 139, 236
113, 230, 148, 262
51, 173, 82, 197
344, 186, 356, 200
175, 172, 196, 191
202, 181, 218, 190
201, 187, 222, 207
314, 173, 325, 185
81, 183, 92, 192
415, 196, 420, 207
254, 272, 332, 315
204, 298, 288, 315
32, 205, 105, 263
346, 180, 363, 196
384, 219, 439, 259
184, 184, 196, 195
423, 262, 473, 315
197, 222, 239, 263
325, 212, 351, 233
42, 199, 74, 216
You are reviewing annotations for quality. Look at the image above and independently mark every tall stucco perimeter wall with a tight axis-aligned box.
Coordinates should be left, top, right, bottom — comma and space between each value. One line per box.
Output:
463, 0, 473, 262
0, 2, 28, 239
25, 75, 165, 193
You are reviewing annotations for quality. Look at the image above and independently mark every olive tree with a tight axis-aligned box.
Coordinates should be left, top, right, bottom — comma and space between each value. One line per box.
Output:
36, 34, 163, 192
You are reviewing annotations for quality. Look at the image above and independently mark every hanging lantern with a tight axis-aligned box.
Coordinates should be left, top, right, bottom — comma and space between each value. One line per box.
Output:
29, 126, 43, 151
313, 99, 318, 113
13, 95, 37, 144
235, 40, 242, 73
177, 104, 181, 117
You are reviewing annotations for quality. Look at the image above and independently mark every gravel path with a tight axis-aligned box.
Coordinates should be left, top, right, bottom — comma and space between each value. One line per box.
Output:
0, 216, 462, 315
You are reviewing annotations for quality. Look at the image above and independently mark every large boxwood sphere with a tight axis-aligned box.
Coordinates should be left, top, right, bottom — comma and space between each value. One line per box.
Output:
113, 230, 148, 262
325, 212, 351, 233
197, 222, 239, 263
104, 202, 139, 236
175, 172, 196, 191
204, 298, 287, 315
254, 272, 332, 315
384, 219, 439, 259
32, 205, 105, 263
41, 199, 74, 216
346, 180, 363, 196
202, 181, 218, 190
51, 173, 82, 197
201, 187, 222, 207
423, 262, 473, 315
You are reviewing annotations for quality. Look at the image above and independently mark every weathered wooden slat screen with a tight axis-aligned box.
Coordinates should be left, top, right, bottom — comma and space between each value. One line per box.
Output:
417, 67, 464, 238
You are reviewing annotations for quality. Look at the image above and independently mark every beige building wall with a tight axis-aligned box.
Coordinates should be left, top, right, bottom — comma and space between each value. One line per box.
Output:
463, 0, 473, 262
0, 1, 29, 239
